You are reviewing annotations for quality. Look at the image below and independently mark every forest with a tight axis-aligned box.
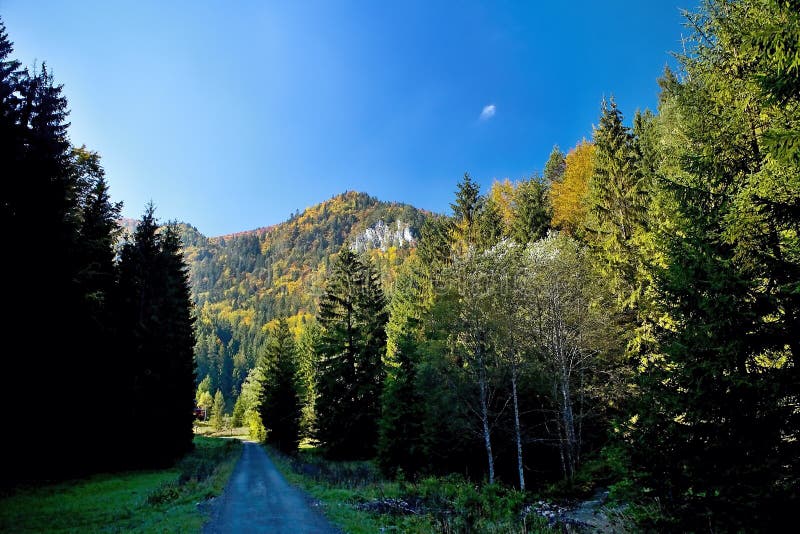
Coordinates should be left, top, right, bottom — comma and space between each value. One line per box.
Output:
228, 1, 799, 530
1, 0, 798, 531
0, 19, 196, 479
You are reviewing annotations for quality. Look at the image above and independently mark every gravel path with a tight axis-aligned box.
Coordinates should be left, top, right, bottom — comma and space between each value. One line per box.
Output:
203, 441, 339, 534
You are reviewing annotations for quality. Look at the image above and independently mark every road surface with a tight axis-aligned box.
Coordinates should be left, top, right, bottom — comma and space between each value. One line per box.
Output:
203, 441, 339, 534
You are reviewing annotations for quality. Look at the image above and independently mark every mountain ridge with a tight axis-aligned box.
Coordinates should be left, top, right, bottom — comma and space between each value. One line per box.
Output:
121, 190, 434, 240
176, 190, 431, 404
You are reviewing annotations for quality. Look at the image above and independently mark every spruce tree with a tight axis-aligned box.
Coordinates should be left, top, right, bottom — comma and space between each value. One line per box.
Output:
355, 260, 388, 441
377, 331, 426, 478
72, 148, 124, 466
158, 224, 196, 459
259, 318, 302, 453
512, 176, 551, 244
626, 2, 800, 529
3, 52, 84, 478
117, 208, 196, 464
543, 145, 566, 184
0, 18, 22, 185
211, 390, 226, 431
315, 248, 386, 459
476, 196, 504, 249
378, 257, 428, 477
451, 173, 482, 248
587, 98, 648, 301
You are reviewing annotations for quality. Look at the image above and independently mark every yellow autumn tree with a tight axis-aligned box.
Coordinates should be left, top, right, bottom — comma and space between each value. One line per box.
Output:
550, 140, 595, 236
488, 178, 516, 234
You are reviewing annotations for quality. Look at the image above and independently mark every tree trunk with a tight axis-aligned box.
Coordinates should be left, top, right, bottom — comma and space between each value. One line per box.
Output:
478, 350, 495, 484
511, 367, 525, 491
560, 367, 576, 481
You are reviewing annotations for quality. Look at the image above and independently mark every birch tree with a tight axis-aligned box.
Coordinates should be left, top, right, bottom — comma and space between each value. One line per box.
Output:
448, 249, 501, 484
526, 234, 610, 480
485, 240, 530, 490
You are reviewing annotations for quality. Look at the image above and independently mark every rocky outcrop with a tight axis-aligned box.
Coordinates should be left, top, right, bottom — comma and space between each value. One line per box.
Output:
351, 219, 416, 253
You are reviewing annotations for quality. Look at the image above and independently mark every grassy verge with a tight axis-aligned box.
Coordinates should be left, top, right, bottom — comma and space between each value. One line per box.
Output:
193, 421, 250, 438
0, 436, 242, 533
268, 446, 555, 534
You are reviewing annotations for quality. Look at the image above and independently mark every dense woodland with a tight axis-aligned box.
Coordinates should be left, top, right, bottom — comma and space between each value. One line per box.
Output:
239, 1, 800, 531
0, 20, 195, 479
184, 191, 427, 412
1, 0, 798, 530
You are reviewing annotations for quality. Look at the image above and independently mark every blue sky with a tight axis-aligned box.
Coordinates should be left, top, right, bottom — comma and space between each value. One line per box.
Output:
3, 1, 689, 236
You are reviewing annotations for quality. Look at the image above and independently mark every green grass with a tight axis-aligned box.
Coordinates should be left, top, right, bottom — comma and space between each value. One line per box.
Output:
267, 447, 555, 534
0, 436, 242, 533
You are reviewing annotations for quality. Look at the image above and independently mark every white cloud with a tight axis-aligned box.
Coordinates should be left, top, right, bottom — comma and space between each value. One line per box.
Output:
480, 104, 496, 120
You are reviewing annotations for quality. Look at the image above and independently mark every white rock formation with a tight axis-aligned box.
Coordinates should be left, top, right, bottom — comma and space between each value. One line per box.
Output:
351, 219, 416, 253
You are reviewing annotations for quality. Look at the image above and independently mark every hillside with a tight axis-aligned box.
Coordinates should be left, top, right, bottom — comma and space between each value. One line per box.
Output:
181, 191, 430, 404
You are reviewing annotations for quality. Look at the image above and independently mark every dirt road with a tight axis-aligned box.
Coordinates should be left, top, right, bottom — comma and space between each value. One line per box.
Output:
203, 441, 339, 534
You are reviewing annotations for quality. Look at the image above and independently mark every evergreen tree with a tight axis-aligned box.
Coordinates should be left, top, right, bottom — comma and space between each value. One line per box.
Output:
158, 224, 197, 458
211, 390, 226, 431
476, 195, 504, 249
451, 173, 482, 248
296, 320, 321, 439
356, 259, 388, 432
74, 149, 121, 307
625, 2, 800, 529
1, 33, 87, 477
377, 331, 426, 478
71, 148, 124, 464
587, 98, 648, 303
543, 145, 566, 183
117, 207, 196, 464
0, 18, 22, 193
315, 248, 386, 459
259, 318, 302, 453
512, 176, 551, 243
417, 216, 453, 268
378, 257, 429, 477
1, 19, 195, 479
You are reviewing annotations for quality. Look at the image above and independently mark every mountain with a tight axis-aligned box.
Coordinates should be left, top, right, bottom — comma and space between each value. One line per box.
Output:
179, 191, 430, 403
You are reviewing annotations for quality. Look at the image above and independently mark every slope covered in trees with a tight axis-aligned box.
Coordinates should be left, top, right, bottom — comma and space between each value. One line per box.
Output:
184, 191, 428, 409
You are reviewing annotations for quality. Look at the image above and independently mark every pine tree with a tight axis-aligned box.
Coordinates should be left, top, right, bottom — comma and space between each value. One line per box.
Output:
259, 318, 301, 453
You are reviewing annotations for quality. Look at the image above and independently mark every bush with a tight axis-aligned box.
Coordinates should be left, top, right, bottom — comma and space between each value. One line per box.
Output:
279, 449, 381, 488
413, 475, 528, 531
